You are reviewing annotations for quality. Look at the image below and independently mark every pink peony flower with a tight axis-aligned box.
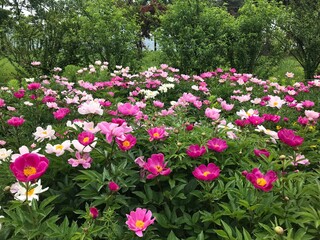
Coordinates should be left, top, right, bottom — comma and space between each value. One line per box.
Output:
248, 116, 265, 126
186, 144, 206, 158
302, 100, 314, 108
0, 98, 6, 107
117, 102, 140, 116
13, 89, 25, 99
68, 152, 92, 168
27, 83, 41, 90
277, 128, 304, 147
297, 116, 309, 126
89, 207, 99, 219
10, 153, 49, 182
108, 181, 120, 192
143, 153, 171, 179
126, 208, 156, 237
53, 108, 70, 120
185, 123, 194, 131
116, 134, 137, 151
253, 149, 270, 158
78, 131, 95, 146
205, 107, 221, 120
292, 154, 310, 166
221, 101, 234, 111
98, 121, 133, 144
243, 168, 278, 192
147, 127, 168, 141
7, 117, 25, 127
192, 163, 220, 181
207, 138, 228, 152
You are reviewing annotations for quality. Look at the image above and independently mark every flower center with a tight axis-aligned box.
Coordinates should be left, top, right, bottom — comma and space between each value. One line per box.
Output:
274, 102, 278, 106
256, 178, 267, 187
23, 166, 37, 177
155, 165, 163, 172
55, 145, 63, 151
27, 188, 35, 197
135, 220, 145, 229
42, 131, 47, 135
83, 137, 90, 143
153, 132, 160, 138
122, 140, 131, 147
203, 171, 211, 177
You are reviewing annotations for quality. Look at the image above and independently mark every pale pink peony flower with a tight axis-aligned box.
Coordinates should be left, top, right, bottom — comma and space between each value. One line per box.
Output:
126, 208, 155, 237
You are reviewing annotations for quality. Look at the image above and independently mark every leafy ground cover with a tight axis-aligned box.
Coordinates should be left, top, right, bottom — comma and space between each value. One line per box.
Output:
0, 61, 319, 239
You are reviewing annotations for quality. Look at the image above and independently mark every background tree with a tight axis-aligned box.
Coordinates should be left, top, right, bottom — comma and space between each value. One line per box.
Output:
158, 0, 234, 74
277, 0, 320, 79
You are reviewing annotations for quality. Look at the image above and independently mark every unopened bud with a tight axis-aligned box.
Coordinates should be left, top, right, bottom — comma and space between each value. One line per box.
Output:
279, 155, 286, 160
274, 226, 284, 235
201, 132, 206, 136
177, 142, 182, 146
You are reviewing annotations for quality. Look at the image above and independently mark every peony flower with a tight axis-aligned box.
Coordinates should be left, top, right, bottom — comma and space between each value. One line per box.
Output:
205, 107, 221, 120
53, 108, 70, 120
291, 154, 310, 166
278, 128, 304, 147
243, 168, 278, 192
117, 102, 140, 116
116, 134, 137, 151
33, 125, 56, 142
45, 140, 73, 156
78, 131, 95, 146
108, 181, 120, 192
207, 138, 228, 152
0, 148, 13, 162
10, 153, 49, 182
192, 163, 220, 181
147, 127, 168, 141
143, 153, 171, 179
248, 116, 265, 126
68, 152, 92, 168
186, 145, 206, 158
10, 179, 48, 204
78, 100, 103, 115
27, 82, 41, 90
0, 98, 6, 107
98, 122, 133, 144
89, 207, 99, 219
7, 117, 25, 127
254, 149, 270, 158
13, 89, 25, 99
126, 208, 155, 237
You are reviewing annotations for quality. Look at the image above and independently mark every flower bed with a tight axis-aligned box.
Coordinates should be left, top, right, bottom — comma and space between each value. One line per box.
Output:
0, 62, 319, 239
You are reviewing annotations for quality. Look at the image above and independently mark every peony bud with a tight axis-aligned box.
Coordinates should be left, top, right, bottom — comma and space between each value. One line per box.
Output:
274, 226, 284, 235
108, 181, 120, 192
89, 207, 99, 219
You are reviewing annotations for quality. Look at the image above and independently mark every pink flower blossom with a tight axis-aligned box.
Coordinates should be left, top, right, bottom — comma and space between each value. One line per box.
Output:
53, 108, 70, 120
117, 102, 140, 116
143, 153, 171, 179
7, 117, 25, 127
0, 98, 6, 107
10, 153, 49, 182
207, 138, 228, 152
243, 168, 278, 192
302, 100, 315, 108
153, 100, 164, 108
248, 116, 265, 126
98, 122, 133, 143
278, 128, 304, 147
13, 89, 25, 99
292, 154, 310, 166
78, 131, 95, 146
205, 107, 221, 120
192, 163, 220, 181
305, 110, 319, 120
254, 149, 270, 158
68, 152, 92, 168
126, 208, 156, 237
27, 83, 41, 90
186, 145, 206, 158
297, 116, 309, 126
108, 181, 120, 192
147, 127, 168, 141
221, 101, 234, 111
116, 134, 137, 151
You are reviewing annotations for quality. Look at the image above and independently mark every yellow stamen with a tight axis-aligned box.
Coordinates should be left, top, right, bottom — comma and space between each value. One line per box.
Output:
55, 145, 63, 151
122, 140, 131, 147
155, 165, 163, 172
203, 171, 211, 177
83, 137, 89, 143
274, 102, 278, 106
27, 188, 35, 197
42, 131, 47, 135
256, 178, 267, 187
153, 132, 160, 138
135, 220, 145, 229
23, 166, 37, 177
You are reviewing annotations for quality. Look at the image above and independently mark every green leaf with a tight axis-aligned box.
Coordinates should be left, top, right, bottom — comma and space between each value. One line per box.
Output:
167, 231, 180, 240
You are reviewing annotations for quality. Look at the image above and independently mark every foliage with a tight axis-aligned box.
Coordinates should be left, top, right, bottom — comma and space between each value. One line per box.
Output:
0, 60, 319, 239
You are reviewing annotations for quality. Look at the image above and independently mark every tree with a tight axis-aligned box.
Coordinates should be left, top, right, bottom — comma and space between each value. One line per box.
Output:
158, 0, 234, 74
278, 0, 320, 79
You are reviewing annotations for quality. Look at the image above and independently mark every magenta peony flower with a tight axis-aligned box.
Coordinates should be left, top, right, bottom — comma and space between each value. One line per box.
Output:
10, 153, 49, 182
186, 144, 206, 158
108, 181, 120, 192
207, 138, 228, 152
147, 127, 168, 141
53, 108, 70, 120
78, 131, 95, 146
116, 134, 136, 151
117, 102, 140, 116
7, 117, 25, 127
297, 116, 309, 126
0, 98, 5, 107
243, 168, 278, 192
277, 128, 304, 147
254, 149, 270, 158
89, 207, 99, 219
13, 89, 25, 99
27, 83, 41, 90
248, 116, 264, 126
143, 153, 171, 179
185, 123, 194, 131
126, 208, 155, 237
192, 163, 220, 181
